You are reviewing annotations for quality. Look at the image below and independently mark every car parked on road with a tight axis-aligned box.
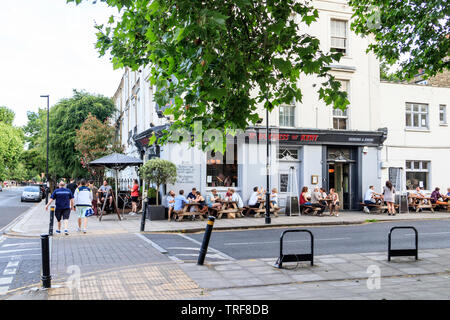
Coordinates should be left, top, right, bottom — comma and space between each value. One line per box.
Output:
21, 186, 42, 202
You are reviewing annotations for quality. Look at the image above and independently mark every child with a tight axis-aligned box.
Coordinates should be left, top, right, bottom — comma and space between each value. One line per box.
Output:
270, 188, 278, 208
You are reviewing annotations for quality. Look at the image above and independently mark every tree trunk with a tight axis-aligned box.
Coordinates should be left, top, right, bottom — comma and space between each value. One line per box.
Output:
156, 185, 159, 206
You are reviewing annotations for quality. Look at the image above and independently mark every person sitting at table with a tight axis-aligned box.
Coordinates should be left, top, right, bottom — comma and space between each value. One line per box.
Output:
225, 188, 233, 201
98, 180, 113, 208
300, 186, 311, 205
166, 190, 176, 221
270, 188, 278, 208
310, 187, 326, 215
248, 186, 262, 208
173, 190, 189, 217
194, 191, 207, 212
187, 188, 197, 202
329, 188, 340, 217
363, 185, 383, 213
230, 189, 244, 209
447, 187, 450, 197
207, 189, 222, 211
430, 187, 447, 210
319, 188, 328, 207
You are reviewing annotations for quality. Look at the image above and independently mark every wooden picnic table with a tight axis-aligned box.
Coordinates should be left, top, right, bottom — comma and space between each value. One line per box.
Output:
408, 196, 434, 213
173, 202, 208, 221
216, 200, 244, 219
249, 199, 280, 218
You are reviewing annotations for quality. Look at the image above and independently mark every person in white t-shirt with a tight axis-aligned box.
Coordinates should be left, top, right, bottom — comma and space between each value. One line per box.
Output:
363, 186, 382, 213
248, 186, 262, 208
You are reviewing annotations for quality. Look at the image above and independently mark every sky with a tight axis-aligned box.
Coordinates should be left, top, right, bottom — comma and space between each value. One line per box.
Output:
0, 0, 123, 127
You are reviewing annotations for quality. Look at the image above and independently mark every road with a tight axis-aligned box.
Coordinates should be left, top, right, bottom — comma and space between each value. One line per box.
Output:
0, 187, 41, 295
143, 219, 450, 262
0, 187, 37, 230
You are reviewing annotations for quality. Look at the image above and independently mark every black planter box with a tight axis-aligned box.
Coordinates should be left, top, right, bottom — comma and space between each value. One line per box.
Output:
147, 205, 166, 221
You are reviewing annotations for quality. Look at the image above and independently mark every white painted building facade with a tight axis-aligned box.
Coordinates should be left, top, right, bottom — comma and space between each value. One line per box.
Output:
111, 0, 450, 208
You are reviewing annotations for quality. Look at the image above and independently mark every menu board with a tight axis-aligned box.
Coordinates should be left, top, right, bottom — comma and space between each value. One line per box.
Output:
280, 174, 289, 193
177, 165, 195, 184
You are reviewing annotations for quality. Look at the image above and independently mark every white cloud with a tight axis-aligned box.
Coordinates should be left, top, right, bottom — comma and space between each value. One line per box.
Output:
0, 0, 123, 126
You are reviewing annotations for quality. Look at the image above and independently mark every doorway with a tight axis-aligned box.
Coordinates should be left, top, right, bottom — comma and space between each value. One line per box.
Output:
328, 162, 350, 209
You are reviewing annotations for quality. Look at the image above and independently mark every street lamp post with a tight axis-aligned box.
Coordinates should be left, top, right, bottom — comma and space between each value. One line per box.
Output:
265, 107, 271, 224
40, 95, 49, 205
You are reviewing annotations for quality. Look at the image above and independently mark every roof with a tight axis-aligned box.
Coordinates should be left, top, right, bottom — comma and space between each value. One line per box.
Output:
88, 153, 143, 170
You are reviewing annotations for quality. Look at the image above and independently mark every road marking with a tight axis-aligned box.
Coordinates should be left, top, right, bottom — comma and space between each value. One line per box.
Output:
0, 277, 13, 285
6, 261, 19, 268
3, 268, 16, 275
174, 253, 228, 260
2, 242, 38, 248
224, 237, 351, 246
0, 248, 40, 255
0, 253, 41, 260
135, 233, 168, 254
177, 234, 235, 261
404, 232, 450, 236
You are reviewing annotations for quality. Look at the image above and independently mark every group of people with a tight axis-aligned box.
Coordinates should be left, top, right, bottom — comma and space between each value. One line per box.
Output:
300, 186, 340, 216
45, 179, 97, 235
165, 187, 247, 221
410, 186, 450, 211
363, 181, 397, 215
43, 178, 142, 234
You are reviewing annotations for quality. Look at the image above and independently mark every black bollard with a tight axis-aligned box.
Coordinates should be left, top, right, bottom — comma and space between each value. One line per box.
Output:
49, 206, 55, 236
197, 216, 215, 265
41, 234, 51, 288
140, 199, 148, 232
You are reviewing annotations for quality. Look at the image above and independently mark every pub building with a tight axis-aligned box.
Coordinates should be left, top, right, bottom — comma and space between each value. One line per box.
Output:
134, 125, 387, 211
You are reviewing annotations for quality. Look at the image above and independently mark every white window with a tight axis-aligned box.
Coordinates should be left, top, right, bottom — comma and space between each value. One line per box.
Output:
333, 80, 349, 130
279, 104, 295, 127
439, 104, 447, 125
331, 19, 347, 54
406, 160, 430, 190
406, 103, 428, 129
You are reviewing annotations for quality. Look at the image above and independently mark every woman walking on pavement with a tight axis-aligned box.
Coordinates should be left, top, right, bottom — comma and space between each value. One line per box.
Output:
129, 179, 140, 215
74, 179, 93, 233
383, 180, 396, 215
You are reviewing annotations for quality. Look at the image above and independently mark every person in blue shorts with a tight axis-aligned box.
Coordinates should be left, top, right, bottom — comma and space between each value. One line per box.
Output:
45, 181, 74, 235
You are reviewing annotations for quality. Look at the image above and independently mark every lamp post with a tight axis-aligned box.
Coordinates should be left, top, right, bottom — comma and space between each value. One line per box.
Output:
265, 107, 271, 224
40, 95, 49, 205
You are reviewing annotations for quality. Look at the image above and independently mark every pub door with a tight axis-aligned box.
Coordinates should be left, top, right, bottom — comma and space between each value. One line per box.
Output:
328, 162, 351, 210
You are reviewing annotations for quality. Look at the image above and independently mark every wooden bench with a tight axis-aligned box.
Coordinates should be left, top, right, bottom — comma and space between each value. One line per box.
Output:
300, 205, 323, 215
173, 203, 208, 221
407, 197, 434, 213
359, 202, 399, 214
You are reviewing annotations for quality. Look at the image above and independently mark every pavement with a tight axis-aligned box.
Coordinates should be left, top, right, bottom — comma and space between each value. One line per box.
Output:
1, 201, 449, 300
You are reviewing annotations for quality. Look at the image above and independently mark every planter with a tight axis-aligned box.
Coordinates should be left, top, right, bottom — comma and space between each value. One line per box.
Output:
147, 197, 157, 205
147, 205, 166, 221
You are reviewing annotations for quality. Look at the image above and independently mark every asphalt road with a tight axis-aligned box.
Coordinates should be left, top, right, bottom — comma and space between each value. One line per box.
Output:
143, 219, 450, 262
0, 188, 37, 231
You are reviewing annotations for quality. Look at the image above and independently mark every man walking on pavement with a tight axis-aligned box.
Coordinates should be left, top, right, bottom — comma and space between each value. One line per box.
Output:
74, 179, 93, 234
67, 178, 78, 196
45, 181, 74, 235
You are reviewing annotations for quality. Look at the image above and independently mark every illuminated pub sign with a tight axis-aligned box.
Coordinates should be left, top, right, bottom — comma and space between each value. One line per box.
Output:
247, 128, 387, 146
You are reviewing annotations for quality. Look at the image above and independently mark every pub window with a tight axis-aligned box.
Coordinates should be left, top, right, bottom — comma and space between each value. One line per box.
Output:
330, 19, 347, 54
333, 80, 349, 130
405, 103, 428, 129
206, 143, 238, 187
278, 148, 298, 161
439, 105, 447, 125
279, 104, 295, 127
405, 160, 430, 190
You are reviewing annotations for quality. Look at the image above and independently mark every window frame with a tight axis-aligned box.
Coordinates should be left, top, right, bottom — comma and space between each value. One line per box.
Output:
405, 102, 429, 130
439, 104, 447, 125
332, 79, 350, 130
330, 18, 348, 55
279, 103, 296, 128
405, 160, 430, 190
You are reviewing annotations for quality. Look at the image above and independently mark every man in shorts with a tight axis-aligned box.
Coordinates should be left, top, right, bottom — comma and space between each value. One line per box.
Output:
74, 179, 93, 234
45, 181, 74, 235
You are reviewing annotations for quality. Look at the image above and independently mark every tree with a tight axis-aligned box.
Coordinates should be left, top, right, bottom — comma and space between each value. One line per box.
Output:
0, 111, 24, 181
349, 0, 449, 80
22, 110, 46, 181
140, 158, 177, 205
69, 0, 349, 150
75, 113, 124, 179
0, 106, 15, 126
48, 90, 116, 179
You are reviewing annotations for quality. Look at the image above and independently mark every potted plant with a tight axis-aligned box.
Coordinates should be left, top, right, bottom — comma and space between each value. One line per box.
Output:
140, 158, 177, 220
